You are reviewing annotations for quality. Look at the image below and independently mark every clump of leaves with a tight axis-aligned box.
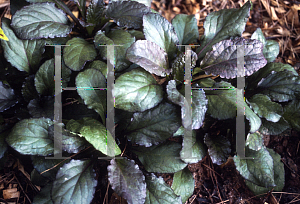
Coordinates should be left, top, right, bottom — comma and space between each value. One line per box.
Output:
0, 0, 299, 203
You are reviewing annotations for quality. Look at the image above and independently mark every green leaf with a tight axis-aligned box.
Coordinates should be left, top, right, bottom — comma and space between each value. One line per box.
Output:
32, 155, 69, 181
94, 30, 136, 72
79, 119, 120, 156
251, 28, 267, 45
22, 75, 39, 102
180, 130, 206, 164
61, 132, 87, 154
106, 29, 136, 72
31, 169, 49, 186
115, 68, 163, 112
66, 119, 82, 133
33, 170, 49, 187
67, 118, 121, 156
115, 63, 140, 77
205, 81, 261, 132
6, 118, 54, 156
171, 14, 199, 46
196, 1, 251, 59
0, 81, 18, 112
256, 70, 300, 102
192, 67, 204, 76
94, 30, 114, 60
27, 97, 54, 120
52, 159, 97, 204
173, 126, 184, 137
0, 18, 45, 73
86, 60, 108, 78
127, 30, 145, 40
264, 41, 280, 62
200, 37, 267, 79
32, 182, 53, 204
115, 109, 134, 136
94, 30, 113, 49
193, 77, 215, 88
75, 68, 106, 123
245, 148, 284, 195
205, 81, 236, 119
126, 40, 170, 77
247, 94, 283, 122
35, 59, 71, 96
86, 0, 106, 25
251, 28, 279, 62
204, 133, 231, 165
283, 100, 300, 131
170, 51, 197, 83
11, 2, 73, 39
143, 13, 179, 61
107, 158, 146, 204
259, 117, 290, 135
246, 132, 263, 151
32, 170, 49, 187
132, 140, 187, 173
167, 80, 208, 129
245, 100, 262, 133
246, 62, 298, 90
63, 37, 97, 71
0, 130, 9, 159
125, 102, 181, 147
145, 173, 182, 204
105, 0, 151, 29
234, 146, 276, 188
171, 167, 194, 203
190, 89, 208, 129
31, 170, 50, 187
45, 36, 71, 46
48, 125, 88, 154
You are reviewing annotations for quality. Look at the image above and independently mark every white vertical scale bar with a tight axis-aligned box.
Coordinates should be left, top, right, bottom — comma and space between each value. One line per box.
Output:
46, 45, 69, 160
175, 44, 200, 161
98, 45, 123, 160
236, 45, 246, 158
106, 45, 116, 158
54, 46, 62, 157
182, 45, 193, 160
235, 45, 254, 159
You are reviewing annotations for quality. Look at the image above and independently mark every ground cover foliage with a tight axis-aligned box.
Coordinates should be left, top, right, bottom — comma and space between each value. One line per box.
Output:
0, 0, 300, 203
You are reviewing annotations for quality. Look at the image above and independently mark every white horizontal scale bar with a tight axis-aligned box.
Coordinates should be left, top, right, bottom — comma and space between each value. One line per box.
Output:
62, 87, 107, 90
191, 88, 237, 90
63, 87, 235, 90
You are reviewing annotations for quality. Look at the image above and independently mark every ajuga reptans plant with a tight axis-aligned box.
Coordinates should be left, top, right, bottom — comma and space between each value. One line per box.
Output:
0, 0, 299, 203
